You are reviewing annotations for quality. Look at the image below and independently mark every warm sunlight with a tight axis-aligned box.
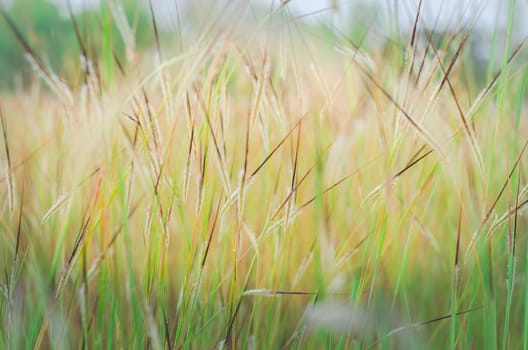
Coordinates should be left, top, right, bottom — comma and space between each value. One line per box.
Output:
1, 0, 527, 349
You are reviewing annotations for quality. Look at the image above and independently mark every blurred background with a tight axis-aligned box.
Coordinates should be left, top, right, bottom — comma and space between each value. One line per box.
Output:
0, 0, 526, 90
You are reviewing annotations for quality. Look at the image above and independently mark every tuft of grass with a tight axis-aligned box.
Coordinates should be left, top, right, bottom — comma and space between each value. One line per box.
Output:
1, 1, 528, 349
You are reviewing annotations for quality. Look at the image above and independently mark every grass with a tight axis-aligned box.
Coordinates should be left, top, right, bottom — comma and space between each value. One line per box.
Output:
1, 1, 528, 349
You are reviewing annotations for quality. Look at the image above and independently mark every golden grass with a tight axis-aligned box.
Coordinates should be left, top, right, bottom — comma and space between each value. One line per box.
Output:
1, 6, 528, 348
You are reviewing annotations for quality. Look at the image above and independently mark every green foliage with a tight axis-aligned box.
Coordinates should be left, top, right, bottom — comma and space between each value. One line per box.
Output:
0, 0, 153, 90
0, 1, 75, 89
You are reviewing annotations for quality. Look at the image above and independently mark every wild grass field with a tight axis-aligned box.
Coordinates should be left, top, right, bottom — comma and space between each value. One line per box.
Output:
1, 1, 528, 349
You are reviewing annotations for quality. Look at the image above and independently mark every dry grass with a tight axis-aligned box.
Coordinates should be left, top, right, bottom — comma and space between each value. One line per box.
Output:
1, 2, 528, 349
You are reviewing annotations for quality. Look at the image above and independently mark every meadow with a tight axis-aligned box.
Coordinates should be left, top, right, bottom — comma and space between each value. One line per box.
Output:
1, 1, 528, 349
